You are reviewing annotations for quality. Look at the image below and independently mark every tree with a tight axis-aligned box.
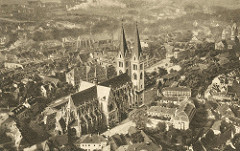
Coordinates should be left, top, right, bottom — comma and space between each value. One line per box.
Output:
32, 31, 45, 41
170, 57, 178, 64
232, 133, 240, 150
157, 81, 163, 89
129, 109, 148, 129
158, 67, 168, 77
131, 132, 144, 143
156, 122, 166, 133
150, 71, 158, 78
205, 129, 215, 142
220, 120, 233, 133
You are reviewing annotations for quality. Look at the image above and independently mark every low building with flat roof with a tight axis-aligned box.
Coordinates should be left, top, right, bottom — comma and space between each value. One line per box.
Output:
162, 87, 191, 98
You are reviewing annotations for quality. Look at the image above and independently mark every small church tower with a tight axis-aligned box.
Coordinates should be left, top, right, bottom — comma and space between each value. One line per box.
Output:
116, 22, 129, 75
131, 23, 145, 104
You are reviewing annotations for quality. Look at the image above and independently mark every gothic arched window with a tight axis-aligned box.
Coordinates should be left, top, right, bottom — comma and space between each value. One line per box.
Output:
133, 73, 137, 80
133, 64, 137, 70
119, 62, 123, 67
140, 72, 143, 79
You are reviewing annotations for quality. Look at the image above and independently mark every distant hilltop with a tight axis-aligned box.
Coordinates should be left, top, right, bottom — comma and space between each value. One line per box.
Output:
66, 0, 126, 11
0, 0, 62, 5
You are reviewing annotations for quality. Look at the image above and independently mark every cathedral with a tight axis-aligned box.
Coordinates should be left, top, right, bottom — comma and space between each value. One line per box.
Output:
43, 23, 146, 137
116, 23, 145, 104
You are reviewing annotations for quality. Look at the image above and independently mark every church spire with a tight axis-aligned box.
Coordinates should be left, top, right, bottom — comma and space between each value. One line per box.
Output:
119, 20, 128, 57
133, 22, 142, 59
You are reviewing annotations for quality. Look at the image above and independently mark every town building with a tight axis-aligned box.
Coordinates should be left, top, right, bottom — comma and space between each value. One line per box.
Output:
221, 23, 239, 50
147, 100, 196, 130
211, 120, 222, 135
215, 41, 225, 51
65, 64, 107, 86
75, 134, 109, 151
23, 134, 68, 151
127, 141, 162, 151
164, 43, 174, 59
4, 62, 24, 69
1, 116, 22, 150
39, 40, 62, 55
158, 97, 181, 105
0, 0, 29, 15
173, 48, 188, 60
0, 36, 8, 48
162, 87, 191, 98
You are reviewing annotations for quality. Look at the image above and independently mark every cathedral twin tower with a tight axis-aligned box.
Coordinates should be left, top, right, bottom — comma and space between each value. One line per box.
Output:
116, 23, 145, 94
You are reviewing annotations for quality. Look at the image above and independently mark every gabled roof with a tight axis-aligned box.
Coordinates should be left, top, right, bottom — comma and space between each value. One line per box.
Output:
217, 104, 235, 117
110, 134, 128, 148
40, 76, 59, 86
50, 134, 68, 146
211, 120, 222, 131
49, 95, 70, 110
81, 134, 107, 144
97, 85, 111, 101
99, 73, 131, 88
79, 81, 95, 92
71, 86, 97, 106
46, 112, 56, 128
127, 142, 161, 151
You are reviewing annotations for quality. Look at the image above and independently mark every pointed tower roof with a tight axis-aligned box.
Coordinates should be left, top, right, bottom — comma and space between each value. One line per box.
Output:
119, 21, 128, 57
133, 23, 143, 59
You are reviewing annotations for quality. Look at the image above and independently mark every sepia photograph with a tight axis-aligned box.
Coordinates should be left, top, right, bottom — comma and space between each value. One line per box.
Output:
1, 0, 240, 150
